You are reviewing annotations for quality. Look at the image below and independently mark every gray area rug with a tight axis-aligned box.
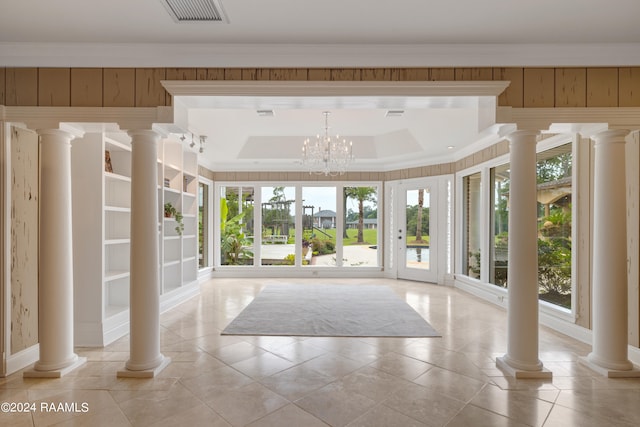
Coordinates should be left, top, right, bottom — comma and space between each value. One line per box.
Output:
222, 284, 441, 337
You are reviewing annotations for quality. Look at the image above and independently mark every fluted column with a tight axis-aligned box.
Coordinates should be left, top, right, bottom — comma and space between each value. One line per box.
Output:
24, 129, 86, 378
496, 130, 551, 379
118, 129, 170, 377
581, 129, 640, 377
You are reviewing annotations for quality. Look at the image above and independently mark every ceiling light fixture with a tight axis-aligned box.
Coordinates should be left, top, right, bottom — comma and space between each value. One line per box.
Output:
199, 135, 207, 154
302, 111, 353, 176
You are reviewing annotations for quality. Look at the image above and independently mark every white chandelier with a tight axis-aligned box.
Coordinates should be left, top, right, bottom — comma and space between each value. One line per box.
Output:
302, 111, 353, 176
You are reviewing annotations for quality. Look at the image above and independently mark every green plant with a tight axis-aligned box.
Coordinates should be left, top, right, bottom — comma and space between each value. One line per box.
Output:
220, 198, 253, 265
309, 237, 336, 256
538, 237, 571, 296
164, 202, 184, 235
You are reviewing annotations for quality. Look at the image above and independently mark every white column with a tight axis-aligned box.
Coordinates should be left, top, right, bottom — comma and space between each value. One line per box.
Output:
581, 129, 640, 377
497, 130, 551, 379
118, 129, 170, 377
25, 129, 86, 378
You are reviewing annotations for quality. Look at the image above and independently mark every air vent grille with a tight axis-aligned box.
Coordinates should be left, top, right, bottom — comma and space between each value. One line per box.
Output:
161, 0, 228, 22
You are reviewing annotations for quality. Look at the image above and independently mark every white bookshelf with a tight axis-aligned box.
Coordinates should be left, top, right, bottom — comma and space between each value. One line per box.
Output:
159, 136, 199, 298
72, 132, 200, 347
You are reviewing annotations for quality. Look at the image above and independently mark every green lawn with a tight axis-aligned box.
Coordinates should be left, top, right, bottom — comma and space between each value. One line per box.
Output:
305, 228, 378, 246
299, 228, 431, 246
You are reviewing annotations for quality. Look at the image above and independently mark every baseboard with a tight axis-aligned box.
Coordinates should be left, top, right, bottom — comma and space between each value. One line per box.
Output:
454, 277, 508, 310
454, 277, 640, 366
198, 267, 214, 283
539, 310, 591, 345
103, 312, 131, 347
5, 344, 39, 376
443, 273, 455, 287
630, 345, 640, 366
75, 321, 107, 347
160, 280, 201, 314
211, 268, 385, 279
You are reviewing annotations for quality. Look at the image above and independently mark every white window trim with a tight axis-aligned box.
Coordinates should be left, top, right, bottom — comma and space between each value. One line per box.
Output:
213, 181, 384, 276
455, 134, 577, 321
198, 176, 214, 279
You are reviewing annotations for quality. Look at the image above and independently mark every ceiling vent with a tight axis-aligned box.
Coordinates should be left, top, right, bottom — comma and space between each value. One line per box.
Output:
257, 110, 275, 117
385, 110, 405, 117
160, 0, 229, 23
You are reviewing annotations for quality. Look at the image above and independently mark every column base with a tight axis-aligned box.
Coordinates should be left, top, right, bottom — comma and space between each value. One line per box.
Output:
579, 356, 640, 378
23, 357, 87, 378
496, 356, 553, 379
117, 356, 171, 378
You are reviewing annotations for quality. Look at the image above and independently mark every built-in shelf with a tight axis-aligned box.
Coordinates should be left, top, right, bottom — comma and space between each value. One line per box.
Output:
105, 137, 132, 152
105, 206, 131, 213
105, 238, 130, 245
105, 305, 128, 318
72, 131, 199, 348
104, 172, 131, 182
104, 270, 130, 281
164, 187, 181, 195
165, 162, 181, 173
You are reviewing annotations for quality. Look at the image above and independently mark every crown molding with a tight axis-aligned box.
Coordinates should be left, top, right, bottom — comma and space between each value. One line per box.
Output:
0, 106, 170, 132
2, 42, 640, 68
498, 107, 640, 132
163, 80, 511, 99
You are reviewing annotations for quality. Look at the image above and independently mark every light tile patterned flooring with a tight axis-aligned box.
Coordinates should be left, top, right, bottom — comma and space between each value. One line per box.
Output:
2, 278, 640, 426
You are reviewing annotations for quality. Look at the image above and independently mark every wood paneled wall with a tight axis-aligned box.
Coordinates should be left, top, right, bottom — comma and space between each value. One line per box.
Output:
1, 67, 639, 108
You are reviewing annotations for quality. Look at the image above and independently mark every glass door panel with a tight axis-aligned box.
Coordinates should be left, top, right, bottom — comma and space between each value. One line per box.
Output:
397, 180, 438, 282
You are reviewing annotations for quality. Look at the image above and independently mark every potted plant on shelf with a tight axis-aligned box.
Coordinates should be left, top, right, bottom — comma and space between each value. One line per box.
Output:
164, 202, 184, 235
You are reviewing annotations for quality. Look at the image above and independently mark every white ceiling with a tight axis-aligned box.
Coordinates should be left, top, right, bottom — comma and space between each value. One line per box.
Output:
1, 0, 639, 67
2, 0, 639, 45
2, 0, 639, 172
187, 106, 487, 171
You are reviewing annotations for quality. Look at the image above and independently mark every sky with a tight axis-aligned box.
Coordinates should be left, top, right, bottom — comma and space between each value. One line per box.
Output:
260, 186, 378, 215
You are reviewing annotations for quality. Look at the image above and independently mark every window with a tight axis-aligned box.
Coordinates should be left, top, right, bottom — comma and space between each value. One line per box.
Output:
536, 143, 572, 309
302, 187, 336, 267
490, 164, 510, 287
343, 186, 379, 267
198, 181, 209, 268
216, 182, 381, 269
261, 186, 295, 266
220, 186, 255, 266
463, 173, 482, 279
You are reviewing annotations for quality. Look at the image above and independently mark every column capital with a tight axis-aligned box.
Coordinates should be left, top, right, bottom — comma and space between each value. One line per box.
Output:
505, 130, 541, 143
591, 129, 630, 144
127, 129, 162, 143
36, 128, 77, 141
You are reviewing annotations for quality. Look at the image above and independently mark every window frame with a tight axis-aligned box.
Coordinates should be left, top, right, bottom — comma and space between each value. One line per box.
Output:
213, 180, 383, 275
198, 175, 214, 277
455, 133, 578, 321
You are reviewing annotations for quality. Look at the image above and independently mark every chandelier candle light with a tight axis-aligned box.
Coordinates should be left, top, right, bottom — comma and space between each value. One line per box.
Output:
302, 111, 354, 176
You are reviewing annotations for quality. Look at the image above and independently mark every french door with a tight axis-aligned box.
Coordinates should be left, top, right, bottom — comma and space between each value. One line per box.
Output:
393, 176, 451, 283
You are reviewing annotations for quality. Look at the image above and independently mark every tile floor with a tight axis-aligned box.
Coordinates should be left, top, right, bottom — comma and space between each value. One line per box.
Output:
2, 277, 640, 426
